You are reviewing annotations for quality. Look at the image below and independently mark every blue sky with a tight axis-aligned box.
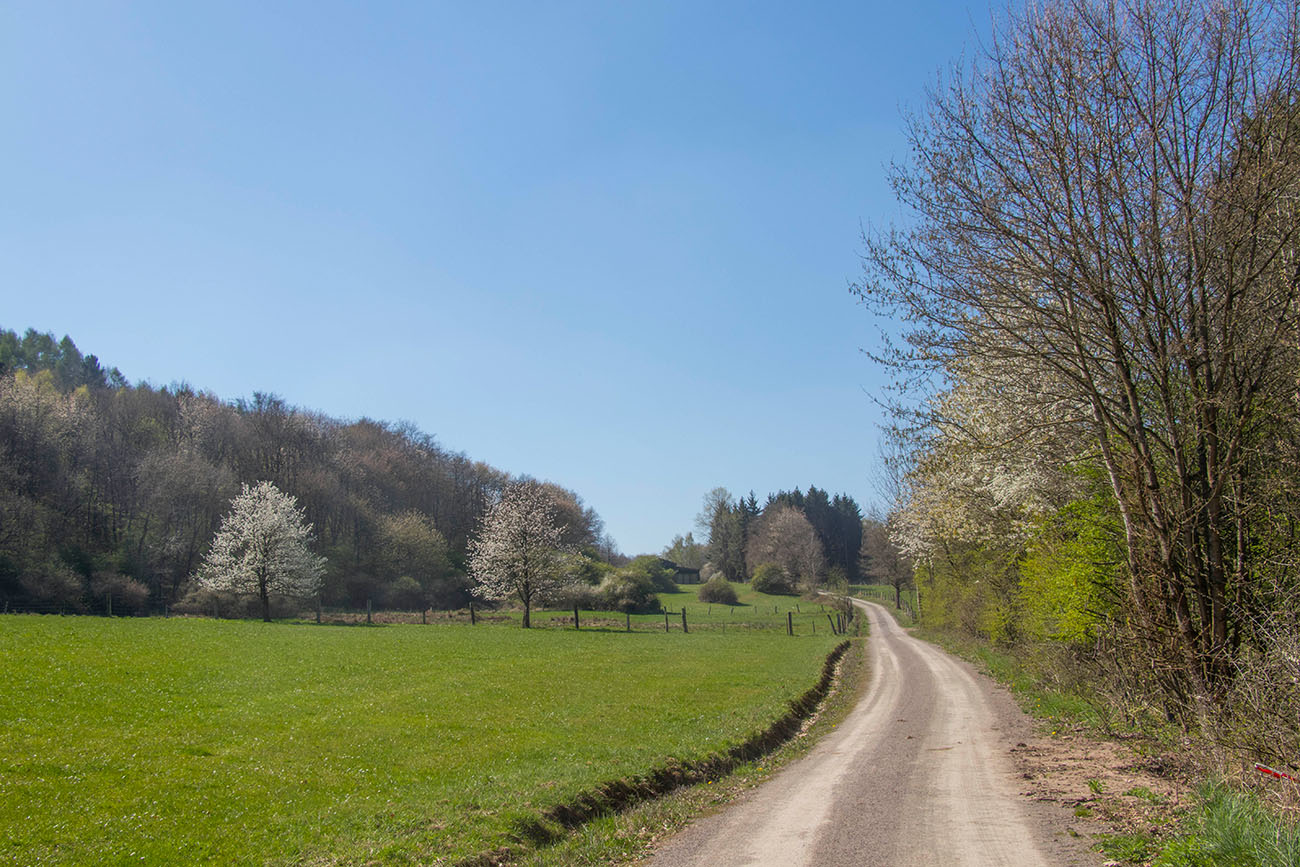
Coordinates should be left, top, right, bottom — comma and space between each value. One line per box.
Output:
2, 1, 992, 555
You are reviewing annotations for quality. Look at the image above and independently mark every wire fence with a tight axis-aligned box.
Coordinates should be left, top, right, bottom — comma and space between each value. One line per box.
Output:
1, 595, 861, 637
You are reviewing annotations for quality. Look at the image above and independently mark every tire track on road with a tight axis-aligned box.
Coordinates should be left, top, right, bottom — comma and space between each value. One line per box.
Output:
646, 601, 1100, 866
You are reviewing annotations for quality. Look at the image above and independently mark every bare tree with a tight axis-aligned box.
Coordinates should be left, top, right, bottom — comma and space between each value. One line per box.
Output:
858, 0, 1300, 719
746, 504, 825, 590
861, 516, 912, 610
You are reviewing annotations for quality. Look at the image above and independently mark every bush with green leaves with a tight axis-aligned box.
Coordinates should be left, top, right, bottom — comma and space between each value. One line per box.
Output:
698, 575, 739, 605
750, 562, 796, 595
569, 554, 616, 587
623, 554, 679, 593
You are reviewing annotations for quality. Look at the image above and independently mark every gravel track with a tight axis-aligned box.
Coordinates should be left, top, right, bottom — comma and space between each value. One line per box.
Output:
645, 600, 1103, 866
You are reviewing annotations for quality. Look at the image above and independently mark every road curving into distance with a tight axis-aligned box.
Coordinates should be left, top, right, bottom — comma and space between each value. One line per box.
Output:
645, 600, 1101, 867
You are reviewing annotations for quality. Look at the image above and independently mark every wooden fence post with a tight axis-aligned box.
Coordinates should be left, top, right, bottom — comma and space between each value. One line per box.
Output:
787, 611, 793, 636
681, 609, 688, 634
626, 610, 631, 632
664, 610, 670, 632
827, 613, 837, 635
469, 603, 476, 625
574, 604, 580, 630
366, 598, 372, 624
422, 608, 427, 625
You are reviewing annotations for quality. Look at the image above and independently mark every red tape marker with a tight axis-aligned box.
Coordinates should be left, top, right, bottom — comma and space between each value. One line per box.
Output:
1255, 763, 1296, 782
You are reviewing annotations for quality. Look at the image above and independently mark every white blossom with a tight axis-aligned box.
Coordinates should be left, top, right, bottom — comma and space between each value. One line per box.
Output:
468, 481, 572, 628
195, 481, 325, 621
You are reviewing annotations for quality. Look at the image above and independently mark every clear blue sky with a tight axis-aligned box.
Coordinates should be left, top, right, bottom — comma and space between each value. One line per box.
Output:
2, 1, 992, 556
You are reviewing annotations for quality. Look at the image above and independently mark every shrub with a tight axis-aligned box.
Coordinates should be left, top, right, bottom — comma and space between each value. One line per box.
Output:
426, 574, 474, 610
19, 560, 86, 612
597, 570, 659, 613
90, 571, 151, 615
556, 582, 602, 611
569, 555, 615, 587
750, 562, 796, 595
624, 555, 679, 593
698, 576, 739, 605
383, 575, 425, 610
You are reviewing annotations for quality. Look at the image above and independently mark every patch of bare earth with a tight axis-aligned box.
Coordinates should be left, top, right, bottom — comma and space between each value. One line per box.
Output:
1008, 722, 1197, 863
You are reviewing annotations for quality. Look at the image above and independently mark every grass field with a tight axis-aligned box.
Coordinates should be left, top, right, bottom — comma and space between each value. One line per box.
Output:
0, 604, 838, 865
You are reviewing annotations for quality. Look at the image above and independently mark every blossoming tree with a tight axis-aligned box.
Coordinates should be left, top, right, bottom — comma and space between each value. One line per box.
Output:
196, 481, 326, 622
468, 481, 571, 628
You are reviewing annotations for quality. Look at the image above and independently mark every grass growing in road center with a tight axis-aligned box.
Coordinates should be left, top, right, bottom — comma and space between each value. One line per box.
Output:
0, 615, 837, 865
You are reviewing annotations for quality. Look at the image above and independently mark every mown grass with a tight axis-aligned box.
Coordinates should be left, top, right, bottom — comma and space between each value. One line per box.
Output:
0, 614, 838, 865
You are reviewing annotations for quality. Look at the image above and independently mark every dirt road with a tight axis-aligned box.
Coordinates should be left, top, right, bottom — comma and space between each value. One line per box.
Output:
645, 601, 1102, 866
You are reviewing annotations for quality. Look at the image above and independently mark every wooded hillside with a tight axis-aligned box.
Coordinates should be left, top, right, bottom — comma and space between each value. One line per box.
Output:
0, 327, 615, 614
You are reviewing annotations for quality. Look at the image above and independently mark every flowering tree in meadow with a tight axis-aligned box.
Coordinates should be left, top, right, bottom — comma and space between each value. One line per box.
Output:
195, 481, 325, 622
468, 481, 572, 628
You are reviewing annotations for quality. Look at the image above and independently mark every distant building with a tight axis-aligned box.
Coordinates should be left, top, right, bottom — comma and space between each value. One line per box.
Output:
658, 558, 701, 584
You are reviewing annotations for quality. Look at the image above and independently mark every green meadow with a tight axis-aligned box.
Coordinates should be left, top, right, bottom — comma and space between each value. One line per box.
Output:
0, 603, 838, 865
453, 582, 845, 635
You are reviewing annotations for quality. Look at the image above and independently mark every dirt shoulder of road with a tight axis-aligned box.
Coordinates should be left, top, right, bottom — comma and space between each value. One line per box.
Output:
960, 646, 1195, 865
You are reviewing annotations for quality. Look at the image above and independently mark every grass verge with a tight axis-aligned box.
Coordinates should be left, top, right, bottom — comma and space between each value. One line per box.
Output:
1096, 780, 1300, 867
513, 630, 870, 865
906, 625, 1102, 731
464, 640, 852, 865
901, 621, 1300, 865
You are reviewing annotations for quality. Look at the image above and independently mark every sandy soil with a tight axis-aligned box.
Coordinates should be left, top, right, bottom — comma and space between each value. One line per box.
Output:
645, 601, 1110, 866
1008, 720, 1194, 862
